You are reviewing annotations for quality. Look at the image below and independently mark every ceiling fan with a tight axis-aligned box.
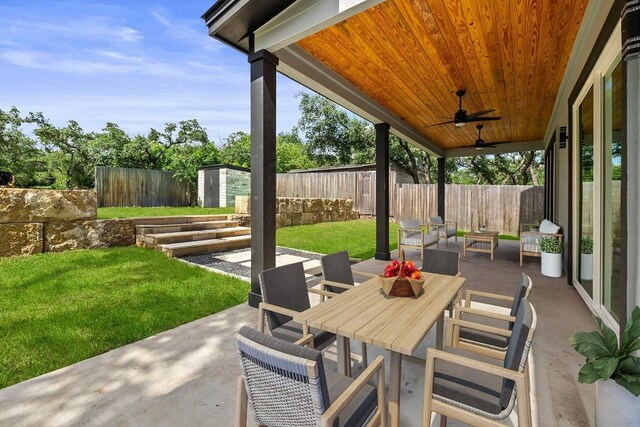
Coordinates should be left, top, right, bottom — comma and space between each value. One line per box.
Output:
471, 124, 497, 149
429, 90, 501, 127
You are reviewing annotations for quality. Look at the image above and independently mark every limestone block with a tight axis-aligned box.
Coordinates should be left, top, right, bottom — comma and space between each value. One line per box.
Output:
277, 199, 290, 214
231, 214, 251, 227
344, 199, 354, 211
276, 214, 290, 229
348, 211, 360, 220
289, 199, 303, 214
323, 198, 340, 212
303, 199, 324, 213
44, 219, 135, 252
300, 213, 315, 225
331, 210, 348, 222
235, 196, 251, 214
0, 223, 43, 257
289, 213, 303, 226
0, 188, 97, 223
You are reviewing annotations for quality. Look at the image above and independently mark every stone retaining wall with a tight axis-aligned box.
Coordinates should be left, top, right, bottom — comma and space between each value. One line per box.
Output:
0, 188, 135, 257
234, 196, 359, 228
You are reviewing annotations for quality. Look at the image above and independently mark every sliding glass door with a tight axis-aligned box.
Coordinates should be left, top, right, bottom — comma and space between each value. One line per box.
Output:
571, 25, 622, 330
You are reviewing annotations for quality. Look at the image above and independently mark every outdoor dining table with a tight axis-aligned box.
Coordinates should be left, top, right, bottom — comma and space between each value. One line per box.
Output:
294, 272, 466, 427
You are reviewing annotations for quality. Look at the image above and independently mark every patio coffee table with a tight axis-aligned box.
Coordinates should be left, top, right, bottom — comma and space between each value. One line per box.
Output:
464, 230, 499, 260
294, 273, 465, 427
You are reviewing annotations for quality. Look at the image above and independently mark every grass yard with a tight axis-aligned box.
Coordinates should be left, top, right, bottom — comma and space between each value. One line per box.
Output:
277, 219, 399, 260
98, 206, 235, 219
0, 247, 248, 389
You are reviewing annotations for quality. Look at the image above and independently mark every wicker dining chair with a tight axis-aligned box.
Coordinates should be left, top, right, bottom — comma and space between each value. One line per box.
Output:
423, 299, 537, 427
258, 262, 337, 350
236, 326, 386, 427
450, 273, 533, 358
319, 251, 378, 369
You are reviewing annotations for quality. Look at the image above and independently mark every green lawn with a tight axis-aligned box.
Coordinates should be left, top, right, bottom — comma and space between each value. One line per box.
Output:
0, 247, 248, 389
276, 219, 399, 260
275, 219, 519, 259
98, 206, 235, 219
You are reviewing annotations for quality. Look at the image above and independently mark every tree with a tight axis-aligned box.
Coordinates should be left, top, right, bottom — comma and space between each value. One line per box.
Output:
275, 131, 315, 172
0, 107, 45, 187
219, 131, 251, 168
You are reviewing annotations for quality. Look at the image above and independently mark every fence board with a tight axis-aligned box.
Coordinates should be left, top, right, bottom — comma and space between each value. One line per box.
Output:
96, 167, 192, 208
277, 172, 544, 236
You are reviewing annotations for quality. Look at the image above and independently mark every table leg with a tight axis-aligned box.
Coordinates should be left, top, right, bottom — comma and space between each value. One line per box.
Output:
463, 238, 467, 257
436, 312, 445, 350
336, 336, 351, 377
389, 351, 402, 427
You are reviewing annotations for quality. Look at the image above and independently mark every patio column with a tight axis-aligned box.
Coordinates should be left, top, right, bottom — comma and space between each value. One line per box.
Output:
248, 48, 278, 308
375, 122, 390, 260
622, 3, 640, 314
437, 157, 445, 219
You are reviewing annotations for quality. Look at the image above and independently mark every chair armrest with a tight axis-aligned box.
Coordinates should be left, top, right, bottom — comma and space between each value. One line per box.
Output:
320, 356, 386, 427
447, 317, 512, 338
520, 223, 540, 233
320, 279, 353, 290
426, 348, 525, 382
455, 306, 516, 323
258, 302, 300, 332
352, 269, 378, 278
308, 287, 340, 300
399, 227, 423, 233
444, 220, 457, 228
540, 232, 563, 239
465, 289, 514, 307
520, 230, 540, 238
294, 334, 315, 347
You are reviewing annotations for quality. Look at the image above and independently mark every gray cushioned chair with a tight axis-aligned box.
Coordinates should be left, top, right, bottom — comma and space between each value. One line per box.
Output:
428, 216, 458, 247
235, 326, 386, 427
421, 248, 461, 317
423, 299, 537, 427
450, 273, 533, 358
320, 251, 378, 369
258, 262, 337, 351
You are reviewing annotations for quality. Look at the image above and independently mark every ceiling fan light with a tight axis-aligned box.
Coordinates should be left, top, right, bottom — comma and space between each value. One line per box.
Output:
455, 122, 466, 127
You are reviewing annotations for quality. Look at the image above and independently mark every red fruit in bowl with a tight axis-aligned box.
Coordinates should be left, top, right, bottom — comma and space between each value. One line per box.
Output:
390, 260, 400, 270
410, 270, 421, 280
384, 269, 395, 278
404, 261, 415, 273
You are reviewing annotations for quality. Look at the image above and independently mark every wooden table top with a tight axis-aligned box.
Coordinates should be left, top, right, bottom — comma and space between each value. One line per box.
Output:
294, 273, 465, 356
465, 230, 499, 239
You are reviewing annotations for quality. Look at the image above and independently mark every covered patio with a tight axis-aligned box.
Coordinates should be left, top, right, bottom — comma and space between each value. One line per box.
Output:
197, 0, 639, 426
0, 241, 595, 426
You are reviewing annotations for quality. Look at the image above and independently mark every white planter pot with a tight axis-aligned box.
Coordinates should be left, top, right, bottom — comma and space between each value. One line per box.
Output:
541, 252, 562, 277
596, 379, 640, 426
581, 253, 593, 280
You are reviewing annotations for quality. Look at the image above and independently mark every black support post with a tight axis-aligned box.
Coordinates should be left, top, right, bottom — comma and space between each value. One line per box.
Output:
375, 123, 390, 261
437, 157, 445, 220
248, 49, 278, 308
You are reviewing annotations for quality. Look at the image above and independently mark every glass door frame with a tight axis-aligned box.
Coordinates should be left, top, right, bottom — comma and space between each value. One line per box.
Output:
571, 23, 621, 332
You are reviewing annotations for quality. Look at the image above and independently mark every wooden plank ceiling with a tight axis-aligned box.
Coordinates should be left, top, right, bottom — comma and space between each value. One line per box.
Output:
297, 0, 590, 150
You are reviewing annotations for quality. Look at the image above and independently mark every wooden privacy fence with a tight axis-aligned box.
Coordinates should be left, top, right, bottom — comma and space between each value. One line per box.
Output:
95, 167, 192, 208
277, 171, 544, 236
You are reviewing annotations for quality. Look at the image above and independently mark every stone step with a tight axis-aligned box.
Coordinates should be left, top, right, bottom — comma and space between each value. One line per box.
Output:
136, 220, 239, 235
158, 235, 251, 257
138, 227, 251, 246
131, 215, 229, 226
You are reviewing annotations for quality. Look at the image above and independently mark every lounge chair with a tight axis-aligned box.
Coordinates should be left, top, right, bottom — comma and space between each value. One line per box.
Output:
398, 219, 439, 260
428, 216, 458, 247
519, 219, 562, 266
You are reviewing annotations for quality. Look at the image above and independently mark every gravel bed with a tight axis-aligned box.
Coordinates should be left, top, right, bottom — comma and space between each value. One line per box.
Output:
181, 246, 324, 280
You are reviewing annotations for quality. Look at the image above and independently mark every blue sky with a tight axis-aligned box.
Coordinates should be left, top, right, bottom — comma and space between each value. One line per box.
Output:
0, 0, 309, 144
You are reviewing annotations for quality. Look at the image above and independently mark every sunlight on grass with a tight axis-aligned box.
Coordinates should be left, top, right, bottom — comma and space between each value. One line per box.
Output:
98, 206, 235, 219
276, 219, 399, 260
0, 247, 248, 389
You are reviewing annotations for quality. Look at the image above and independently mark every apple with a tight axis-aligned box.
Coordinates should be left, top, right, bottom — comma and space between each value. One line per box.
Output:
410, 270, 421, 280
384, 269, 395, 278
404, 261, 415, 274
390, 260, 400, 270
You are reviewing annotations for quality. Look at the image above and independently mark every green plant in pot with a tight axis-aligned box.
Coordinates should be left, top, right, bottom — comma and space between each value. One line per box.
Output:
539, 237, 563, 277
580, 236, 593, 281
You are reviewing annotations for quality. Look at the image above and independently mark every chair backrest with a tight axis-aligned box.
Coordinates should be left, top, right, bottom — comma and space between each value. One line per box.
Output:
237, 326, 330, 426
499, 299, 536, 409
421, 248, 459, 276
429, 216, 444, 225
259, 262, 311, 331
509, 273, 533, 319
399, 219, 421, 238
321, 251, 355, 293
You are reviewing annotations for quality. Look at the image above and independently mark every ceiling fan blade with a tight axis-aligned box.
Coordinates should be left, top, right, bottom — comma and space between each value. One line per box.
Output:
467, 116, 501, 123
426, 120, 455, 127
466, 109, 495, 119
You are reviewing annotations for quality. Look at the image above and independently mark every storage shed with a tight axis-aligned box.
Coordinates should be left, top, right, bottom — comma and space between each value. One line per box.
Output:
197, 164, 250, 208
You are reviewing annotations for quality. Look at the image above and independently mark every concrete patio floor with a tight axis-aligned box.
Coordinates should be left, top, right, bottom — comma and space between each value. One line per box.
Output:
0, 239, 596, 426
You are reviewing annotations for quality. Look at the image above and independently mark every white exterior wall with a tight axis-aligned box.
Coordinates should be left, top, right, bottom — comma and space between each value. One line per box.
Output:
219, 168, 227, 207
197, 169, 205, 208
